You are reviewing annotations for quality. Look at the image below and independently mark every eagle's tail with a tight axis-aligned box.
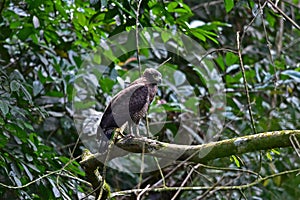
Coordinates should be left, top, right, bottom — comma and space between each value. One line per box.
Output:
97, 126, 113, 152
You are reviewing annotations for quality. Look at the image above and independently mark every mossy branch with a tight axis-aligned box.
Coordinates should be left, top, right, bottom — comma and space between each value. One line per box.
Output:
81, 130, 300, 167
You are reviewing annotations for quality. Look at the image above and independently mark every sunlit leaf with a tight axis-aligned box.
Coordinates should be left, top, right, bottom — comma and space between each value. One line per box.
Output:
281, 70, 300, 82
32, 16, 40, 28
167, 2, 178, 11
266, 151, 272, 161
230, 155, 240, 167
224, 0, 234, 13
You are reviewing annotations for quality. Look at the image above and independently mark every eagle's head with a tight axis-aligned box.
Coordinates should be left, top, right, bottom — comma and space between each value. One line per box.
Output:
143, 68, 162, 85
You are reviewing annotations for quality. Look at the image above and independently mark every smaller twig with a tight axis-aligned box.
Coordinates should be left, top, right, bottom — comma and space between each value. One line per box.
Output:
111, 168, 300, 197
151, 148, 200, 188
290, 134, 300, 158
171, 164, 200, 200
136, 0, 143, 76
154, 157, 166, 187
0, 170, 61, 189
239, 189, 248, 200
282, 38, 300, 51
197, 176, 225, 200
158, 57, 172, 68
258, 1, 274, 65
98, 131, 118, 200
197, 163, 262, 178
241, 1, 268, 42
267, 0, 300, 30
137, 184, 150, 200
200, 48, 238, 62
58, 170, 92, 186
275, 1, 284, 57
81, 183, 102, 200
138, 143, 146, 190
56, 163, 76, 200
236, 31, 257, 135
0, 155, 81, 189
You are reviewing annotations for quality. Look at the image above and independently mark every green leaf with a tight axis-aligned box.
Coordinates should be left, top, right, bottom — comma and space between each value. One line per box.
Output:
58, 156, 85, 176
0, 117, 4, 126
10, 21, 22, 29
190, 28, 218, 43
184, 97, 199, 113
76, 12, 87, 27
74, 101, 97, 110
271, 149, 280, 155
161, 103, 182, 112
224, 0, 234, 13
30, 33, 39, 45
0, 100, 9, 116
33, 80, 43, 96
99, 77, 115, 93
230, 155, 240, 167
5, 123, 27, 142
225, 52, 238, 66
21, 163, 33, 181
215, 55, 225, 71
191, 30, 206, 41
174, 8, 190, 13
20, 84, 33, 104
161, 31, 172, 43
0, 133, 8, 148
17, 27, 34, 41
266, 151, 272, 161
10, 80, 20, 92
167, 2, 178, 11
93, 54, 101, 64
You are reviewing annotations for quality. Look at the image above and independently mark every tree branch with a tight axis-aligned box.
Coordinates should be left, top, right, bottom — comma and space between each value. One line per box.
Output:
81, 130, 300, 167
111, 168, 300, 197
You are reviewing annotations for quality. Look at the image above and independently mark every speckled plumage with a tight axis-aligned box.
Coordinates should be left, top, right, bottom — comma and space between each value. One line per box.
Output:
97, 68, 162, 141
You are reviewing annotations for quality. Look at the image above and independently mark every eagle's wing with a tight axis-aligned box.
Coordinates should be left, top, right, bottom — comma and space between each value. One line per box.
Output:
99, 83, 149, 133
129, 84, 149, 123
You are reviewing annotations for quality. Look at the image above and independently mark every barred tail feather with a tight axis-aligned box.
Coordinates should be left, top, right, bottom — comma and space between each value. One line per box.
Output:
97, 126, 113, 153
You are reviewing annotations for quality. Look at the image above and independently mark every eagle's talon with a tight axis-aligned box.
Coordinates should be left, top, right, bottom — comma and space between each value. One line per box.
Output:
125, 134, 135, 139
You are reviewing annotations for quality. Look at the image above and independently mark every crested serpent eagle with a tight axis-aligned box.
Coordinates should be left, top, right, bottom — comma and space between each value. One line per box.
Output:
97, 68, 162, 143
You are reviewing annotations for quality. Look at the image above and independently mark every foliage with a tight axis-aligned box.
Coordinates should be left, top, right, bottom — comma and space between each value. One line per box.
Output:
0, 0, 300, 199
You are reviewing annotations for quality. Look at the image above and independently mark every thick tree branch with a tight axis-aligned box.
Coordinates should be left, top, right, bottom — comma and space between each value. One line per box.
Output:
80, 130, 300, 169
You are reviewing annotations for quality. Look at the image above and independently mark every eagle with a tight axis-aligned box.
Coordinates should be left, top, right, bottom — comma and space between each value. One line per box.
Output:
97, 68, 162, 143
